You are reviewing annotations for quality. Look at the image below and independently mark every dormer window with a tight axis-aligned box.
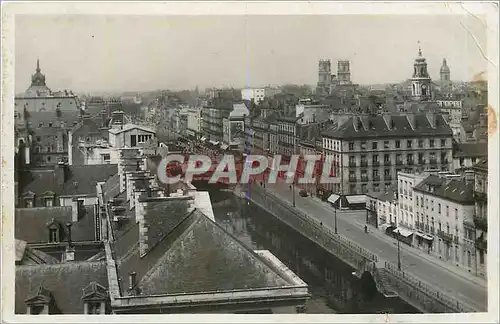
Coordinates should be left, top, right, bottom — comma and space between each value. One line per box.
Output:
46, 218, 60, 243
25, 285, 53, 315
82, 282, 108, 314
22, 191, 36, 208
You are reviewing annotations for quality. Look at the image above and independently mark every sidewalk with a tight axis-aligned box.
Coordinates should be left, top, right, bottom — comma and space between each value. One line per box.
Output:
307, 194, 487, 288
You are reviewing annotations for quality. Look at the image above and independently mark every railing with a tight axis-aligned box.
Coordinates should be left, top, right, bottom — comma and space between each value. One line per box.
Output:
408, 160, 414, 165
474, 191, 487, 201
384, 175, 392, 181
242, 184, 480, 314
453, 236, 459, 244
361, 176, 368, 182
384, 161, 391, 166
360, 161, 368, 167
395, 160, 403, 166
438, 231, 453, 243
372, 176, 380, 181
475, 237, 487, 251
384, 262, 476, 313
429, 159, 437, 165
348, 162, 357, 167
473, 216, 488, 231
372, 161, 380, 167
349, 177, 357, 183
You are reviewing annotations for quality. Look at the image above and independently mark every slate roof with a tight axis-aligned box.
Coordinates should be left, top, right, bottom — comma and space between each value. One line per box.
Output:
19, 164, 117, 197
473, 157, 488, 172
322, 114, 452, 139
15, 261, 108, 314
15, 206, 97, 244
16, 240, 60, 265
453, 143, 488, 158
367, 184, 398, 202
413, 175, 474, 204
118, 209, 291, 296
24, 110, 82, 127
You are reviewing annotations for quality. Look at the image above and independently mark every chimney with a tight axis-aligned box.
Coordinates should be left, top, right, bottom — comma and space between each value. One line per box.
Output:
465, 170, 474, 186
66, 222, 73, 247
112, 111, 124, 127
128, 272, 137, 295
55, 162, 67, 186
71, 198, 81, 222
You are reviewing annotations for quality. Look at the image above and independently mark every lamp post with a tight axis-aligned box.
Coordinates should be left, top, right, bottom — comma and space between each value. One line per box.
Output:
287, 171, 296, 207
396, 229, 402, 270
334, 203, 338, 234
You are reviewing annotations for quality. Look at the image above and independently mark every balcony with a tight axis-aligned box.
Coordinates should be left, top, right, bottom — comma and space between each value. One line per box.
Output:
349, 177, 357, 183
475, 238, 487, 251
407, 160, 414, 165
418, 160, 425, 165
424, 224, 429, 232
360, 161, 368, 167
474, 216, 488, 231
372, 175, 380, 182
361, 176, 368, 182
384, 175, 392, 181
438, 230, 453, 243
442, 159, 449, 165
429, 159, 437, 165
395, 160, 403, 166
453, 236, 459, 244
372, 161, 380, 167
349, 162, 357, 168
474, 191, 487, 201
384, 160, 391, 166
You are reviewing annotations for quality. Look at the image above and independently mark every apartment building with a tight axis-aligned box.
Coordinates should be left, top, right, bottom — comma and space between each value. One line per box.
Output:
201, 99, 232, 143
413, 175, 476, 273
276, 115, 301, 158
473, 158, 487, 278
186, 107, 202, 139
396, 171, 429, 234
321, 113, 453, 195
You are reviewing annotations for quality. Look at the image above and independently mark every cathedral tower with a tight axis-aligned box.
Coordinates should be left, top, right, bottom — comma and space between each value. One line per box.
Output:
410, 45, 432, 101
440, 58, 451, 88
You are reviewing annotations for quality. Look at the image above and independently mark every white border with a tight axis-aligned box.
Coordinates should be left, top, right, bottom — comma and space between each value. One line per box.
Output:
1, 2, 498, 323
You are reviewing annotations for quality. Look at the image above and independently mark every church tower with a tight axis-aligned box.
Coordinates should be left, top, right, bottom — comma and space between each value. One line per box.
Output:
410, 45, 432, 101
317, 59, 331, 96
440, 58, 451, 88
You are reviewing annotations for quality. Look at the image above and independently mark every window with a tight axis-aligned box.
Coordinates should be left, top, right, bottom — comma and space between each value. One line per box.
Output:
418, 139, 424, 148
30, 305, 45, 315
455, 208, 458, 220
349, 142, 354, 150
384, 169, 390, 176
25, 199, 33, 208
36, 136, 41, 142
48, 122, 53, 127
407, 140, 412, 148
372, 142, 378, 150
361, 141, 367, 149
49, 228, 58, 243
45, 198, 53, 207
395, 140, 401, 148
361, 184, 367, 193
349, 156, 355, 164
384, 141, 389, 149
438, 203, 441, 214
102, 154, 111, 162
384, 154, 390, 162
446, 206, 449, 217
441, 139, 446, 147
373, 169, 379, 177
472, 157, 477, 164
87, 302, 102, 314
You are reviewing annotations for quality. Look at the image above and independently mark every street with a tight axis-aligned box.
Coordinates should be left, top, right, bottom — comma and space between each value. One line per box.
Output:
261, 181, 488, 312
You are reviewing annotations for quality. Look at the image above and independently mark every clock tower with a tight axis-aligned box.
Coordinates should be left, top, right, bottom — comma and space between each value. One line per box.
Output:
410, 45, 432, 101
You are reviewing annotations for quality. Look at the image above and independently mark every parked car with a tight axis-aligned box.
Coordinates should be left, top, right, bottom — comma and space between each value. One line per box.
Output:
299, 189, 308, 197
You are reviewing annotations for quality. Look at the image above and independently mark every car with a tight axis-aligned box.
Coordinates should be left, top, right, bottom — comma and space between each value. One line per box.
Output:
299, 189, 308, 197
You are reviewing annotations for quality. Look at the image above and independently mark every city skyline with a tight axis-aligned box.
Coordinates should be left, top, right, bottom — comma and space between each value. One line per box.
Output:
15, 15, 487, 94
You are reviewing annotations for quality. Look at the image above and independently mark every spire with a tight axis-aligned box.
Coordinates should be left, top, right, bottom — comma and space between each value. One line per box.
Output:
36, 58, 40, 73
417, 41, 422, 57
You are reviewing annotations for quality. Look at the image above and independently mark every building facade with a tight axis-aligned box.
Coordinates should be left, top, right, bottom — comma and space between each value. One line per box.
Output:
473, 158, 487, 278
322, 113, 453, 195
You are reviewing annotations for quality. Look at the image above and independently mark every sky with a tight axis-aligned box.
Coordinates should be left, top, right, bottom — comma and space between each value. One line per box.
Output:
15, 14, 487, 94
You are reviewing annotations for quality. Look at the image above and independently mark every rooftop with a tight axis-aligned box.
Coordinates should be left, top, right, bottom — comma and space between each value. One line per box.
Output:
19, 164, 117, 198
453, 142, 488, 158
322, 113, 452, 139
15, 206, 97, 244
15, 261, 108, 314
413, 175, 474, 204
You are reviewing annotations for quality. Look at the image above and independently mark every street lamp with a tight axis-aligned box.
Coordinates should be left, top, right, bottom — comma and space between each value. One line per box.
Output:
287, 171, 296, 207
396, 229, 402, 270
334, 203, 338, 234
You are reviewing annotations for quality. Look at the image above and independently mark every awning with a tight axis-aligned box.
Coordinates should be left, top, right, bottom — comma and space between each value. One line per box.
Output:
416, 232, 434, 241
200, 137, 206, 141
213, 141, 220, 145
394, 227, 414, 237
220, 144, 229, 150
346, 195, 366, 204
379, 223, 392, 231
328, 194, 340, 205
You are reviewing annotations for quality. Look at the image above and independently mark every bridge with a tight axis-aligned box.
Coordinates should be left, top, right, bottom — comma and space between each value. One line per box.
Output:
234, 183, 480, 313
